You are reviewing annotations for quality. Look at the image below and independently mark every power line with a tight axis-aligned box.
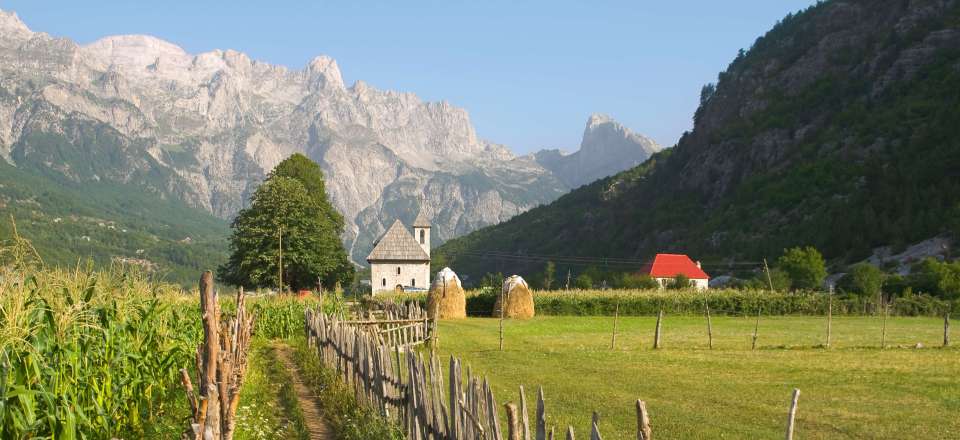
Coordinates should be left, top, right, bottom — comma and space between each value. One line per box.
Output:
442, 249, 763, 268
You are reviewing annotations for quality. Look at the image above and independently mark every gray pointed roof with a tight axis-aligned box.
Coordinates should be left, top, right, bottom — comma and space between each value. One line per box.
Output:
413, 209, 431, 228
367, 220, 430, 262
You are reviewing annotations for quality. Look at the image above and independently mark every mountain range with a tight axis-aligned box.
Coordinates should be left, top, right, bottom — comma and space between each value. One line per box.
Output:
437, 0, 960, 279
0, 9, 659, 272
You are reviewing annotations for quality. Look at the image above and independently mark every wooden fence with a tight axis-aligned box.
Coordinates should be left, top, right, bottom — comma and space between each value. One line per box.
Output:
304, 307, 657, 439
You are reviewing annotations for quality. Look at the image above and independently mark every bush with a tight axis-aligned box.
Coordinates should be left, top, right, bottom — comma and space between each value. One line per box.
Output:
621, 273, 660, 289
574, 273, 594, 289
671, 274, 691, 290
908, 258, 960, 300
378, 289, 957, 317
839, 263, 884, 297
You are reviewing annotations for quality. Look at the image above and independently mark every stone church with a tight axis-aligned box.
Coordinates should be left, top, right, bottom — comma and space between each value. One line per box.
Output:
367, 211, 431, 294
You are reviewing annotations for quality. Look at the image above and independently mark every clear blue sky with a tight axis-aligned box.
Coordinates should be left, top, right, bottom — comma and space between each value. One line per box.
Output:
4, 0, 816, 154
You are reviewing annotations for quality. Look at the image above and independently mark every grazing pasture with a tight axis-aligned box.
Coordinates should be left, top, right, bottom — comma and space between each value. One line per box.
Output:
435, 316, 959, 439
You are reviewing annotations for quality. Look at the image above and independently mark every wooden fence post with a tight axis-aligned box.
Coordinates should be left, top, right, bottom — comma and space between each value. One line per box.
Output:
506, 403, 521, 440
785, 389, 800, 440
590, 418, 603, 440
636, 399, 652, 440
199, 271, 221, 440
826, 289, 833, 349
944, 312, 950, 347
752, 306, 761, 350
653, 307, 663, 349
184, 272, 254, 440
536, 387, 546, 440
704, 299, 713, 350
611, 296, 621, 350
500, 287, 506, 351
520, 385, 531, 440
880, 301, 888, 349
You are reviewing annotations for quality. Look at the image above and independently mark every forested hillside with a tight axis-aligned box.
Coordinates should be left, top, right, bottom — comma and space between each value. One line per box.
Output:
0, 162, 228, 284
437, 0, 960, 277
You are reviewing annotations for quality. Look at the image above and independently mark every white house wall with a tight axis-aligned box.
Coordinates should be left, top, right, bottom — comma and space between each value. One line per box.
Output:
371, 260, 430, 293
655, 277, 710, 290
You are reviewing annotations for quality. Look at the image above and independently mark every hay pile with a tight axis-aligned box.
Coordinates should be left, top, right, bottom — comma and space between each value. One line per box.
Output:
492, 275, 535, 319
428, 267, 466, 319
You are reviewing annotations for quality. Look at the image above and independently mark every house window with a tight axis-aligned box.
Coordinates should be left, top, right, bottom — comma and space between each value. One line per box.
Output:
397, 266, 401, 275
382, 278, 386, 287
411, 278, 416, 287
419, 229, 425, 244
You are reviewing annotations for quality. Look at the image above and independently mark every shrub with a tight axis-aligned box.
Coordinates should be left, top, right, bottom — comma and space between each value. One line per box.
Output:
671, 274, 691, 290
839, 263, 884, 297
574, 273, 594, 289
621, 273, 659, 289
908, 258, 960, 300
377, 289, 957, 317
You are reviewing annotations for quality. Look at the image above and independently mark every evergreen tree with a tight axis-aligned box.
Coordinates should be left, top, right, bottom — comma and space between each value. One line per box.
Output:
219, 157, 353, 290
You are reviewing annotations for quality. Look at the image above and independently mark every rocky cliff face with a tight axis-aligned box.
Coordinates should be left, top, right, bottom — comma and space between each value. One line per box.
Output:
438, 0, 960, 277
534, 114, 660, 188
4, 10, 654, 262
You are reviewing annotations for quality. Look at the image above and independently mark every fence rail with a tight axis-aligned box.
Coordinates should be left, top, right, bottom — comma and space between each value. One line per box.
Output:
304, 306, 655, 439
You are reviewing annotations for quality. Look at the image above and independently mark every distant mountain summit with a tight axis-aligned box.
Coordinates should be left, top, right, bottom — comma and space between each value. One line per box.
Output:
0, 9, 660, 263
534, 114, 660, 188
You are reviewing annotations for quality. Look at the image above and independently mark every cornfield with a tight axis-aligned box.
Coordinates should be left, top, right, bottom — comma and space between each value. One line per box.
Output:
0, 226, 349, 438
0, 232, 200, 439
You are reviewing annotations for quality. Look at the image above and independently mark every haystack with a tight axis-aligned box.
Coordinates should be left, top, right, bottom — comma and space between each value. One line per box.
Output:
428, 267, 466, 319
492, 275, 535, 319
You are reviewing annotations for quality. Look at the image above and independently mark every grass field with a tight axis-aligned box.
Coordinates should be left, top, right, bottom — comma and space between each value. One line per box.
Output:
435, 316, 959, 439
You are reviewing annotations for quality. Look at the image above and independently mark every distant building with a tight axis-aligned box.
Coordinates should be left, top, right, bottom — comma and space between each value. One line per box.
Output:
366, 210, 431, 294
640, 253, 710, 290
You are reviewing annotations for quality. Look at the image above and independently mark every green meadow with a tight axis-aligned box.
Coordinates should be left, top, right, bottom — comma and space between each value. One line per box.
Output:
435, 316, 959, 439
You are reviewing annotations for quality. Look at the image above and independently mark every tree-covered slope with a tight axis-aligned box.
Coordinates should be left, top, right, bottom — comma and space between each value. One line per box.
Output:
0, 161, 228, 285
437, 0, 960, 277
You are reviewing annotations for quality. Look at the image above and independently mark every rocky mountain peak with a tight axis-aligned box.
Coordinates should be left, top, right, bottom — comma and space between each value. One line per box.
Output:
585, 113, 614, 129
306, 55, 344, 90
0, 9, 33, 39
534, 114, 660, 189
84, 35, 189, 68
581, 113, 658, 156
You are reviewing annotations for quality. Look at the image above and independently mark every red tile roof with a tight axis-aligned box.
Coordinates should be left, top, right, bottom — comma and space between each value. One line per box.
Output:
640, 253, 710, 279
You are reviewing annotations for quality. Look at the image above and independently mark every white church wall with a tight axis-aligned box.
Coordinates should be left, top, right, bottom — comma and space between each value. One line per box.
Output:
371, 260, 430, 293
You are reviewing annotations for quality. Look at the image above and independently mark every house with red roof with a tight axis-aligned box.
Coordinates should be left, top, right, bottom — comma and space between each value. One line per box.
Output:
640, 253, 710, 290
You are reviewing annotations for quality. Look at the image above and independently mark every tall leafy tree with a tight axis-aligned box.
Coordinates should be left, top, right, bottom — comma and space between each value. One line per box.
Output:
269, 154, 344, 228
219, 156, 353, 290
777, 246, 827, 291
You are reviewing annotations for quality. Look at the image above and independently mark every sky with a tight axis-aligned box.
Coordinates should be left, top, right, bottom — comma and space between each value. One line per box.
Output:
3, 0, 817, 154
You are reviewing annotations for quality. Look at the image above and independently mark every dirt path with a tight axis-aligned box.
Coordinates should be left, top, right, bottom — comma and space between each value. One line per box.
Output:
274, 344, 336, 440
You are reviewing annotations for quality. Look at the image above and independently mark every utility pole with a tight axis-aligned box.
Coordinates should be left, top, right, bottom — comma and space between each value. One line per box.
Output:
278, 226, 283, 293
763, 258, 774, 291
